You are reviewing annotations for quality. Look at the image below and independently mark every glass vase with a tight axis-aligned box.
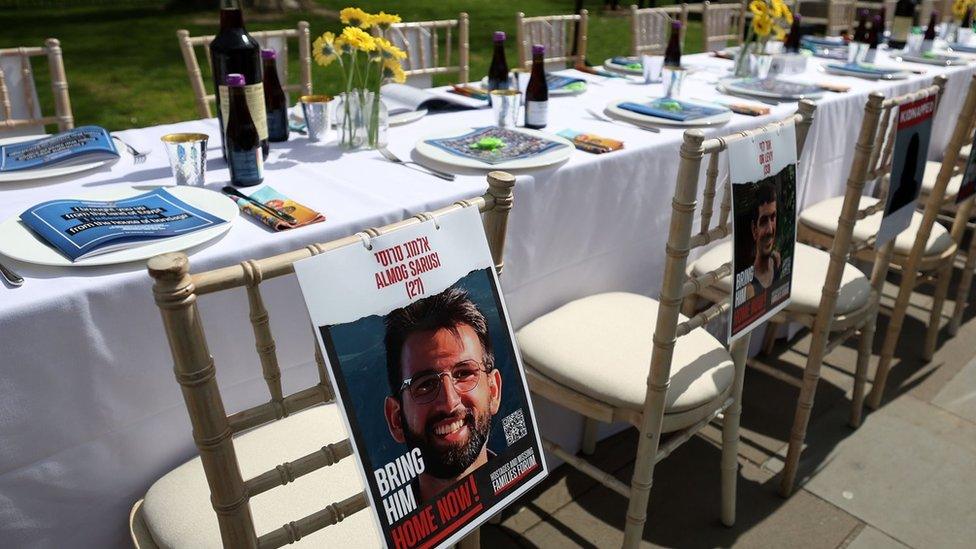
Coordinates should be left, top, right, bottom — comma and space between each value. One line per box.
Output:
751, 53, 774, 79
733, 41, 754, 78
335, 91, 389, 150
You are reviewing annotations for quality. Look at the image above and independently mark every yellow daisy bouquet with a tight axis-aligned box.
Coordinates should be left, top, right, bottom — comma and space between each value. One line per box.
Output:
313, 8, 408, 148
953, 0, 975, 20
735, 0, 794, 77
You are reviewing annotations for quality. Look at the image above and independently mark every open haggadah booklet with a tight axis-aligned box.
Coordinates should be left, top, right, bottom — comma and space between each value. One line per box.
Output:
381, 83, 487, 115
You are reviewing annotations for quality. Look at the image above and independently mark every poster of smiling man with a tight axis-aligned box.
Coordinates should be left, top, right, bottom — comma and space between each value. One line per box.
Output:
728, 124, 798, 341
294, 207, 547, 549
878, 94, 937, 246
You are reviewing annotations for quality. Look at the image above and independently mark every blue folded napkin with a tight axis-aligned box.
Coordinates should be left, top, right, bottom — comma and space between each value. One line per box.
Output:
611, 56, 642, 68
802, 36, 846, 47
546, 74, 586, 89
948, 42, 976, 53
617, 99, 727, 121
827, 62, 899, 75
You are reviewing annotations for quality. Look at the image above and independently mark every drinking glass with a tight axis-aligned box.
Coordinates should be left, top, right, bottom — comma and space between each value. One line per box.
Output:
161, 133, 208, 187
662, 66, 687, 98
490, 90, 521, 128
300, 94, 333, 142
641, 55, 663, 84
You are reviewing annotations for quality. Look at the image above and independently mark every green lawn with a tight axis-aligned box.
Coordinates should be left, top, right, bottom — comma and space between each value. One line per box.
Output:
1, 1, 702, 131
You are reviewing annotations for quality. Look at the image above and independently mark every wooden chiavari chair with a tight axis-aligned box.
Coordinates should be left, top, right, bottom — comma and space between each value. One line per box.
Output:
797, 0, 858, 36
516, 109, 814, 547
0, 38, 72, 135
515, 10, 589, 69
371, 14, 470, 88
855, 1, 897, 33
129, 172, 516, 548
630, 4, 690, 57
701, 1, 746, 52
177, 22, 312, 120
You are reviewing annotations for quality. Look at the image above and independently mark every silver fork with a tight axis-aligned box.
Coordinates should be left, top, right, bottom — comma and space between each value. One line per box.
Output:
378, 147, 455, 181
0, 261, 24, 287
112, 136, 149, 164
585, 107, 661, 133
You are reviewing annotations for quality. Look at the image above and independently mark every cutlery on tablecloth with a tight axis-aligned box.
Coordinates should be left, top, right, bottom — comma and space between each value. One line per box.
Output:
222, 186, 298, 224
0, 261, 24, 287
716, 91, 781, 106
112, 136, 149, 163
691, 97, 770, 116
378, 147, 456, 181
585, 107, 662, 133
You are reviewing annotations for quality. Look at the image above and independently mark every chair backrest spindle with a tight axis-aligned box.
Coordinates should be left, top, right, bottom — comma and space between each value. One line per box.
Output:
0, 38, 73, 134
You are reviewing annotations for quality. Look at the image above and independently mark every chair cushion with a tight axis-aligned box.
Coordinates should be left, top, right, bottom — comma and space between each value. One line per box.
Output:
920, 160, 963, 196
690, 241, 871, 316
141, 405, 381, 548
516, 292, 734, 414
799, 195, 954, 258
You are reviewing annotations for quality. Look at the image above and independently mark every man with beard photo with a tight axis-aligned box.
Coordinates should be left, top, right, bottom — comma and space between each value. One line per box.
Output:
382, 287, 502, 502
745, 181, 782, 300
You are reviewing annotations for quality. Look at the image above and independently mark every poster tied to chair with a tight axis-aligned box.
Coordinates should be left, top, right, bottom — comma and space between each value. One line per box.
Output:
294, 207, 547, 549
728, 124, 798, 341
956, 130, 976, 204
878, 95, 937, 246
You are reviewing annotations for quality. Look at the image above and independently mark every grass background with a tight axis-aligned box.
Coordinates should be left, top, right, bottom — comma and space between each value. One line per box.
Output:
1, 1, 703, 131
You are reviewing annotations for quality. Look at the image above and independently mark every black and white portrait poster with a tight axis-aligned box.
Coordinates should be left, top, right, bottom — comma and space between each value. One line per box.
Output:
728, 124, 797, 341
956, 131, 976, 204
878, 95, 937, 246
294, 207, 547, 549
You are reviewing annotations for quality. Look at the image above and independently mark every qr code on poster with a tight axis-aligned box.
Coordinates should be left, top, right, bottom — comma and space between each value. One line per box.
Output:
502, 409, 527, 446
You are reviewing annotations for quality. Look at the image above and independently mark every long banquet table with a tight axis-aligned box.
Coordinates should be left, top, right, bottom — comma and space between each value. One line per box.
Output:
1, 52, 974, 547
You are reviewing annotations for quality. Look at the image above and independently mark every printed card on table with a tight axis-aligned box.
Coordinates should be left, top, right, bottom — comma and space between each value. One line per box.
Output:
728, 124, 798, 341
878, 95, 937, 247
294, 207, 547, 549
956, 132, 976, 204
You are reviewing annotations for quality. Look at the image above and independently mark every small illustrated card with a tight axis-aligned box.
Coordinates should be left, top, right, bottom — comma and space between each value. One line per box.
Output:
728, 123, 798, 341
878, 95, 937, 247
235, 185, 324, 231
556, 129, 624, 154
425, 127, 568, 165
294, 206, 547, 549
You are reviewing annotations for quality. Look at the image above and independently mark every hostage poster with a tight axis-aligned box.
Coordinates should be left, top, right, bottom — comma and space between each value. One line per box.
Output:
877, 94, 937, 247
728, 124, 798, 341
294, 207, 547, 549
956, 131, 976, 204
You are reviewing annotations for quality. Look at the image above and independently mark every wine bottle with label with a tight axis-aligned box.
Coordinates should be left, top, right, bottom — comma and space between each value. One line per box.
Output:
664, 20, 682, 67
922, 11, 938, 52
524, 44, 548, 129
210, 0, 268, 160
854, 10, 869, 44
487, 31, 510, 96
261, 49, 289, 143
865, 16, 881, 63
225, 74, 264, 187
890, 0, 915, 49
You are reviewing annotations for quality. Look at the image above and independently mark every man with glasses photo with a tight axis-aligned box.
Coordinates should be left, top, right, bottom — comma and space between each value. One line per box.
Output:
382, 287, 503, 502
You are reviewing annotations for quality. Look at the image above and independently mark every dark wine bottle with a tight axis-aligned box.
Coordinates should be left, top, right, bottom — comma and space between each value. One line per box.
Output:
877, 7, 887, 44
964, 6, 973, 29
890, 0, 915, 49
487, 31, 510, 94
261, 49, 288, 143
210, 0, 268, 161
922, 11, 938, 51
865, 15, 882, 63
664, 20, 682, 67
854, 10, 869, 43
225, 74, 264, 187
524, 44, 548, 129
785, 14, 803, 53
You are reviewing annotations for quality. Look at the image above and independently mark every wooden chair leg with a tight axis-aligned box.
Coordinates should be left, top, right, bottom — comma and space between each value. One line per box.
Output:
458, 527, 480, 549
721, 334, 750, 527
581, 416, 599, 456
849, 316, 876, 428
923, 263, 953, 361
867, 274, 916, 410
760, 321, 779, 356
949, 234, 976, 335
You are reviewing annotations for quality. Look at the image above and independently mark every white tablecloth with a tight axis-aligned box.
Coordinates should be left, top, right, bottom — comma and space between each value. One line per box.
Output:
1, 52, 972, 547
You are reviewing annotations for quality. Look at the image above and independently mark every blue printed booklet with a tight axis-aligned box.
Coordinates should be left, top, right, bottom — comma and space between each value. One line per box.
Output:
20, 188, 227, 261
0, 125, 119, 172
618, 98, 728, 121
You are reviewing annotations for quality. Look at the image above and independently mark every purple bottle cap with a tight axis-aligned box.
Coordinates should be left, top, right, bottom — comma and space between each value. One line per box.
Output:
672, 20, 682, 29
226, 73, 246, 87
532, 43, 545, 55
261, 49, 277, 59
494, 31, 506, 42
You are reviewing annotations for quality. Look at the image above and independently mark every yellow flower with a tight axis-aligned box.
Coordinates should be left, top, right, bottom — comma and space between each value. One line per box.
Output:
382, 61, 407, 83
771, 0, 785, 18
312, 32, 339, 66
772, 24, 786, 41
753, 13, 773, 37
341, 26, 376, 51
373, 37, 407, 61
340, 7, 372, 29
783, 6, 794, 25
749, 0, 768, 17
954, 0, 969, 18
334, 35, 354, 55
370, 11, 401, 30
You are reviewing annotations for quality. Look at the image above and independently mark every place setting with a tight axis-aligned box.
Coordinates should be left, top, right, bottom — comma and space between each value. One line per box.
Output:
0, 126, 133, 184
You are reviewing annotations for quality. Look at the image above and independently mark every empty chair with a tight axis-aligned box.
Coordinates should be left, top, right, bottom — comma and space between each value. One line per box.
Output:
372, 13, 470, 88
630, 4, 690, 56
797, 0, 858, 36
0, 38, 72, 136
515, 10, 589, 69
701, 1, 746, 52
176, 21, 312, 119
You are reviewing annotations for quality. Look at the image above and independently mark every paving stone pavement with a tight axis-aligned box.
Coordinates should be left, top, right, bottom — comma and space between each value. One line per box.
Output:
478, 272, 976, 547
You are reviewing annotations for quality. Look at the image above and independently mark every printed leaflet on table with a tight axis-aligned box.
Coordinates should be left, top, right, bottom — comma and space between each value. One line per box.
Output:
425, 127, 567, 165
0, 125, 119, 172
294, 206, 548, 549
728, 124, 798, 340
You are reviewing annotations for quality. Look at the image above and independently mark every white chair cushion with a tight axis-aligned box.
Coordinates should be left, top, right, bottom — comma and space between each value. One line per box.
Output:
799, 195, 954, 258
141, 405, 381, 548
516, 292, 734, 414
690, 241, 871, 316
920, 160, 962, 196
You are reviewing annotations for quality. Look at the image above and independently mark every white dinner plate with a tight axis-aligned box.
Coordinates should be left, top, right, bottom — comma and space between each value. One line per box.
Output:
0, 134, 120, 183
478, 76, 586, 96
718, 78, 824, 100
390, 108, 428, 126
895, 53, 970, 66
0, 185, 238, 267
818, 63, 910, 80
605, 98, 733, 127
603, 57, 644, 75
414, 127, 574, 171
